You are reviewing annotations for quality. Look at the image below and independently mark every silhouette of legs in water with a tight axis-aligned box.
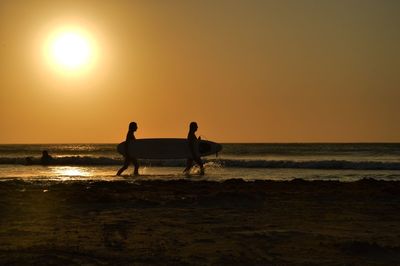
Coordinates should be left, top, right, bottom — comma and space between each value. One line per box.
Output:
184, 158, 204, 175
117, 155, 139, 176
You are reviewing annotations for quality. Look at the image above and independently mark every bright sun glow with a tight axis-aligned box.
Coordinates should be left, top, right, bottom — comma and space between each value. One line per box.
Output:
53, 33, 89, 68
50, 31, 91, 69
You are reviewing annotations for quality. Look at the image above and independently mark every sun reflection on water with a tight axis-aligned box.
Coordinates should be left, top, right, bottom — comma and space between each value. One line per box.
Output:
52, 166, 90, 180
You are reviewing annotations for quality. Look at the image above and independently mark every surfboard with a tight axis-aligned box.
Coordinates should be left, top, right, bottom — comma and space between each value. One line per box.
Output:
117, 138, 222, 159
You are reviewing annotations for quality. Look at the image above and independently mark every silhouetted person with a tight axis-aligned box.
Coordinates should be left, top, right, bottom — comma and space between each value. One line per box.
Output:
117, 122, 139, 176
25, 157, 33, 165
41, 150, 52, 165
183, 122, 204, 175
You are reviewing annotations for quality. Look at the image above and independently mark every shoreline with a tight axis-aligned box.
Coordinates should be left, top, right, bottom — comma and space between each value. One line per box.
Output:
1, 179, 400, 264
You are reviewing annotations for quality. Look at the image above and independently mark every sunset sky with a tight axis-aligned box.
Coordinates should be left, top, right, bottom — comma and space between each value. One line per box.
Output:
1, 0, 399, 143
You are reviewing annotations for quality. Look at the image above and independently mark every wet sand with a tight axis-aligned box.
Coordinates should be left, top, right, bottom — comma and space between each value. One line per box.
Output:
1, 178, 400, 265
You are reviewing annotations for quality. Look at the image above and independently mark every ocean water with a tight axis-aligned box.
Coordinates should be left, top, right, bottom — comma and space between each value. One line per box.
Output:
0, 143, 399, 182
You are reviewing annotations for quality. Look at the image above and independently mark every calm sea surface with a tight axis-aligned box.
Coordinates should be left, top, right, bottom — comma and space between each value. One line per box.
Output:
0, 143, 399, 182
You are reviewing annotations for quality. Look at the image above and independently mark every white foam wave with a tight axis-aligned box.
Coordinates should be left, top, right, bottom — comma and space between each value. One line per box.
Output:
1, 156, 400, 170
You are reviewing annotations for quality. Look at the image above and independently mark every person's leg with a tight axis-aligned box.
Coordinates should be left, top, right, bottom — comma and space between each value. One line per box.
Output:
183, 159, 193, 173
195, 158, 205, 175
132, 158, 139, 175
117, 158, 130, 176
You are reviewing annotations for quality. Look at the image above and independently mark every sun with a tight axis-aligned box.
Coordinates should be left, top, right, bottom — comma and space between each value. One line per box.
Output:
51, 32, 90, 69
50, 31, 91, 69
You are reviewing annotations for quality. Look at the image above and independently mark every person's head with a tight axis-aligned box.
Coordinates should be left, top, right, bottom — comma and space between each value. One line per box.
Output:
129, 122, 137, 132
189, 122, 198, 132
42, 150, 49, 156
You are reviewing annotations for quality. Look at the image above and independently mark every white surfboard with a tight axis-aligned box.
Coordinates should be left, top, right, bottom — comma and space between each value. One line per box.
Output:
117, 138, 222, 159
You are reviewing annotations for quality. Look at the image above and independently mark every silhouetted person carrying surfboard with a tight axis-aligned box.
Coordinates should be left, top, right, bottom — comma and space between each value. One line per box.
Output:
183, 122, 205, 175
117, 122, 139, 176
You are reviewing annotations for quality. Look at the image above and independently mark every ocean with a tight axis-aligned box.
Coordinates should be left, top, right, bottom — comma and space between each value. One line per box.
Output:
0, 143, 399, 182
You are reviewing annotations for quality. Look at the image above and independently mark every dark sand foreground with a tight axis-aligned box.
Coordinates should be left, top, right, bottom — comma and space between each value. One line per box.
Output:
1, 179, 400, 265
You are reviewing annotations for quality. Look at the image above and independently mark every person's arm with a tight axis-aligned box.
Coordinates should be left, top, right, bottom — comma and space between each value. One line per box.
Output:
124, 131, 132, 156
188, 134, 198, 159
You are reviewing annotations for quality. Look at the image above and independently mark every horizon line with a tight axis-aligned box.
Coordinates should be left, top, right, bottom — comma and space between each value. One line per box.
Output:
1, 141, 400, 145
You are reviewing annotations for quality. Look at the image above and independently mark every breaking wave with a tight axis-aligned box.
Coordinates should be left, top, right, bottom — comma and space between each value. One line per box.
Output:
217, 159, 400, 170
1, 156, 400, 170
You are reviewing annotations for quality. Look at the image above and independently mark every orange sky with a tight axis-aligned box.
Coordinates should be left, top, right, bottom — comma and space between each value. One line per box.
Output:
1, 0, 399, 143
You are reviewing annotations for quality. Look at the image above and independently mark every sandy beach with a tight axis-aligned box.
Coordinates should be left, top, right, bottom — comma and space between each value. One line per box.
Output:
0, 178, 399, 265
